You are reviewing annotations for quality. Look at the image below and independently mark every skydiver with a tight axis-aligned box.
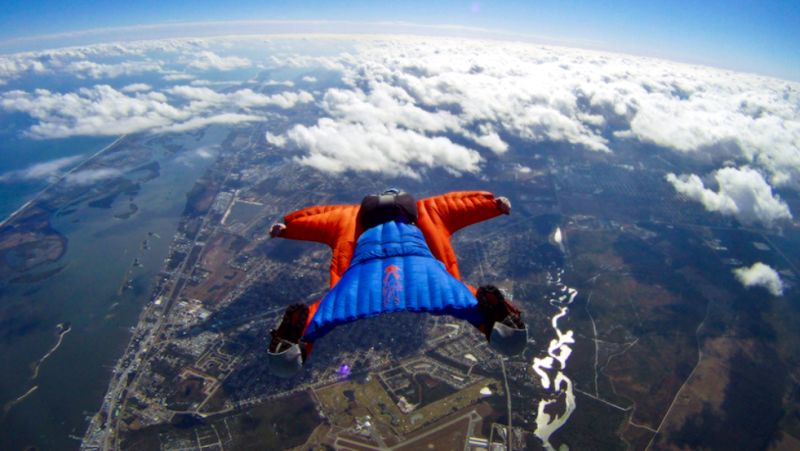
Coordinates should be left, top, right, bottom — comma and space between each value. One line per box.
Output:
267, 190, 526, 377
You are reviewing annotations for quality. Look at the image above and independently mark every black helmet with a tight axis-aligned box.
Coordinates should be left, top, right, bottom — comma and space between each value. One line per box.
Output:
359, 188, 418, 230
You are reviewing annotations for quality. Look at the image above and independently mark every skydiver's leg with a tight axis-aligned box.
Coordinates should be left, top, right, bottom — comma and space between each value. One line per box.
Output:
268, 302, 315, 377
474, 285, 527, 356
476, 285, 525, 335
269, 303, 312, 358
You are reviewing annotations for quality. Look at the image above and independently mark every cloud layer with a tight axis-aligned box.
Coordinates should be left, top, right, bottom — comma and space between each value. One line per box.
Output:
263, 37, 799, 187
0, 35, 799, 202
287, 119, 482, 178
0, 83, 313, 138
734, 262, 784, 296
181, 50, 251, 71
0, 39, 240, 84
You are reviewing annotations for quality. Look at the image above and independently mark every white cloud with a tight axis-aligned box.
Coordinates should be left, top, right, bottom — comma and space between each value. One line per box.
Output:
194, 147, 215, 159
271, 39, 617, 153
167, 85, 313, 109
65, 168, 121, 185
163, 72, 195, 81
155, 113, 263, 133
121, 83, 152, 93
266, 90, 314, 108
63, 60, 163, 79
285, 118, 482, 179
268, 36, 799, 183
666, 167, 792, 227
0, 152, 137, 187
0, 56, 47, 85
265, 132, 287, 147
0, 155, 82, 183
319, 86, 461, 134
189, 79, 240, 87
182, 50, 251, 71
666, 173, 738, 215
0, 86, 188, 137
166, 85, 227, 103
265, 79, 294, 87
302, 75, 317, 83
0, 82, 313, 138
734, 262, 784, 296
467, 124, 508, 153
266, 78, 513, 176
0, 37, 211, 83
176, 145, 218, 165
621, 77, 800, 188
0, 36, 212, 84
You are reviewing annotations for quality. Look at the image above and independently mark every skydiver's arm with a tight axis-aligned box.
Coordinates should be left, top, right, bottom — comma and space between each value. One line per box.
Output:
420, 191, 510, 236
274, 204, 356, 248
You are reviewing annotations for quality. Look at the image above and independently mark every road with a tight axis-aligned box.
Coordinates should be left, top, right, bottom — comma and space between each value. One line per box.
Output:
84, 153, 242, 450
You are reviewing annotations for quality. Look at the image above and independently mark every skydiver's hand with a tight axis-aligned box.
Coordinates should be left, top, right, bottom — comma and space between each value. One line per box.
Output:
270, 223, 286, 238
495, 196, 511, 215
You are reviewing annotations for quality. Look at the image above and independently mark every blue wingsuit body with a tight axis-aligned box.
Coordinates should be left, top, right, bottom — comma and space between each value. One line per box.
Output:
303, 220, 483, 341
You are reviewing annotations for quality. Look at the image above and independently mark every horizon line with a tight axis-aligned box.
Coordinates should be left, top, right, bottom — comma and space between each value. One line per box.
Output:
0, 19, 796, 82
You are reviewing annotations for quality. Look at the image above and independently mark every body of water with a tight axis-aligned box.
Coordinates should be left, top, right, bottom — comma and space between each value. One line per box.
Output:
0, 131, 221, 450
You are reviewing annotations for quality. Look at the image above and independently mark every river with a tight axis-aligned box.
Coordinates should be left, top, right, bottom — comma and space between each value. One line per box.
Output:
531, 227, 578, 450
0, 131, 222, 450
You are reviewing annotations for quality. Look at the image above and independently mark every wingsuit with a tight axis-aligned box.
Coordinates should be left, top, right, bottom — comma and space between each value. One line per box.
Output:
267, 190, 527, 377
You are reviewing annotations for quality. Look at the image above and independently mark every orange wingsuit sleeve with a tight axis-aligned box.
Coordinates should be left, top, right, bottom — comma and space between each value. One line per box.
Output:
282, 204, 350, 247
280, 204, 361, 286
417, 191, 503, 281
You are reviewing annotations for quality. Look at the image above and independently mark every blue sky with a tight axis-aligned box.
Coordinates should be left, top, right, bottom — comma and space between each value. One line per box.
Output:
0, 0, 798, 80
